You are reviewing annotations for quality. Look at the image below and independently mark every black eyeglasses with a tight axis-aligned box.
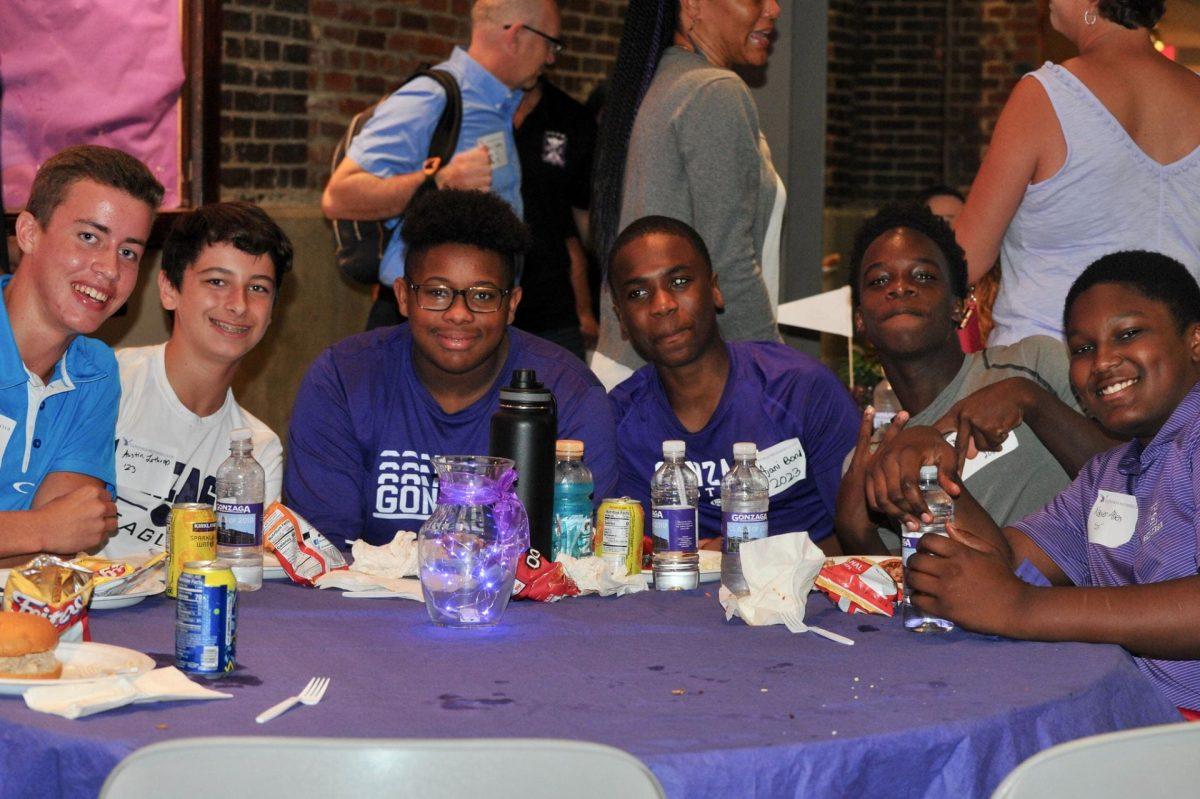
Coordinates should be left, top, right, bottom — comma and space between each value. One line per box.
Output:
407, 282, 513, 313
503, 23, 565, 56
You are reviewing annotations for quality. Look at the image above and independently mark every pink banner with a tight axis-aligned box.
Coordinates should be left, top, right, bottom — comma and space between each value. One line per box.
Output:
0, 0, 184, 211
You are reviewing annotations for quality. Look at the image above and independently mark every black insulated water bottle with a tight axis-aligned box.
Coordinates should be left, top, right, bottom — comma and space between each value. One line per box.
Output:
489, 369, 557, 556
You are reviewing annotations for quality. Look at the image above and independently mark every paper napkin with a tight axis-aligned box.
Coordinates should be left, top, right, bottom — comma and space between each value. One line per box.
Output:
556, 554, 650, 597
314, 531, 423, 598
24, 667, 232, 719
718, 532, 854, 645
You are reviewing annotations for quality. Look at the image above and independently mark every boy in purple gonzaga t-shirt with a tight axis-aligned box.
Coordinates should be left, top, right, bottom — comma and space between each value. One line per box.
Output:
284, 190, 616, 548
606, 216, 859, 550
883, 252, 1200, 712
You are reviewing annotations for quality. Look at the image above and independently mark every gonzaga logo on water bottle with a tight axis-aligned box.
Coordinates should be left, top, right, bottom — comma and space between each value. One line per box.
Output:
722, 510, 767, 544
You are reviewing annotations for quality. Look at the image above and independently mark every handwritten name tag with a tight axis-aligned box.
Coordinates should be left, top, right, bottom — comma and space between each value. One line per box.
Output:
476, 132, 509, 169
1087, 490, 1138, 548
116, 439, 177, 497
757, 438, 806, 497
944, 430, 1019, 482
0, 415, 15, 464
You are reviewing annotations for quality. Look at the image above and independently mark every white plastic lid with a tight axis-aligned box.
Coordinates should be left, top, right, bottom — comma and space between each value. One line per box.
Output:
733, 442, 757, 458
662, 440, 685, 457
556, 439, 584, 457
919, 465, 938, 480
230, 427, 252, 442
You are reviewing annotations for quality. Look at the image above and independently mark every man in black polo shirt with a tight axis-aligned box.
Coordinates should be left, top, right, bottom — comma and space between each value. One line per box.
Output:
512, 77, 597, 360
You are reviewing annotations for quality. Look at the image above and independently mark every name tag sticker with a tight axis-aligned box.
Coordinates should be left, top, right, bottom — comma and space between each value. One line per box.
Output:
756, 438, 806, 497
0, 415, 14, 462
946, 430, 1019, 482
1087, 490, 1138, 548
116, 439, 177, 498
476, 132, 509, 169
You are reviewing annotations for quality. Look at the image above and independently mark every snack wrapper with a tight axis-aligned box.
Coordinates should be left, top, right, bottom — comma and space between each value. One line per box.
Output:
264, 501, 349, 586
512, 548, 580, 602
815, 557, 902, 616
74, 553, 167, 597
3, 555, 94, 641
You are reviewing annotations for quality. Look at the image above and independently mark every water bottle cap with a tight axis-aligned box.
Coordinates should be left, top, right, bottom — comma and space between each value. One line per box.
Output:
230, 427, 252, 442
732, 442, 757, 458
919, 464, 938, 480
662, 440, 685, 457
556, 439, 584, 457
499, 368, 553, 403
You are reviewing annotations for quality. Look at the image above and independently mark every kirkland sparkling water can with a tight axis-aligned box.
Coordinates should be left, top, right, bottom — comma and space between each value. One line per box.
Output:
166, 503, 217, 599
175, 560, 238, 677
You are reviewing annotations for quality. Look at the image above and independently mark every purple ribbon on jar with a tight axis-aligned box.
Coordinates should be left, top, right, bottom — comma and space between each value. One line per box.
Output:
437, 467, 530, 561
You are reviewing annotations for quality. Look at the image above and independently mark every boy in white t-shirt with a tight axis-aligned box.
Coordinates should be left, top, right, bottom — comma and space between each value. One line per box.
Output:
106, 203, 291, 557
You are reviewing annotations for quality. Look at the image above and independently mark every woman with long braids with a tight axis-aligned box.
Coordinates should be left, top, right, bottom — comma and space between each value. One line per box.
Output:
590, 0, 784, 388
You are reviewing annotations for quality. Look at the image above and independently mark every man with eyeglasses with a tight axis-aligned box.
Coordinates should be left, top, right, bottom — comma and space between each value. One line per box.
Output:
322, 0, 563, 330
285, 190, 616, 549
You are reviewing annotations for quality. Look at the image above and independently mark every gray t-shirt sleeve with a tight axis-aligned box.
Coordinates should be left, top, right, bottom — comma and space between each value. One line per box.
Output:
990, 335, 1079, 410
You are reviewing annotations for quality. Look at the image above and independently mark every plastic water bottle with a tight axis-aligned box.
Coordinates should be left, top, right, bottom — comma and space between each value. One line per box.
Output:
650, 441, 700, 590
215, 427, 265, 592
720, 442, 769, 596
902, 465, 955, 633
552, 440, 594, 560
872, 378, 900, 430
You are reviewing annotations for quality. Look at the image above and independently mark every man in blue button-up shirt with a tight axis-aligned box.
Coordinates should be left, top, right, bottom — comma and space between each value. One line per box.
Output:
322, 0, 562, 327
1, 146, 161, 563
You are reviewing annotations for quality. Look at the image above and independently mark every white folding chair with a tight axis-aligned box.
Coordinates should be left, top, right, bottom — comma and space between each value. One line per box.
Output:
991, 721, 1200, 799
100, 737, 666, 799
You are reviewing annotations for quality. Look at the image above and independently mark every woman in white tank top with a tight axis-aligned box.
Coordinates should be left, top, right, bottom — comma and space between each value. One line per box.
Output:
954, 0, 1200, 346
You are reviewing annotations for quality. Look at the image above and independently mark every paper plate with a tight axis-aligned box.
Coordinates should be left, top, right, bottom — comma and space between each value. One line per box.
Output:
91, 583, 166, 610
0, 641, 155, 695
263, 556, 287, 580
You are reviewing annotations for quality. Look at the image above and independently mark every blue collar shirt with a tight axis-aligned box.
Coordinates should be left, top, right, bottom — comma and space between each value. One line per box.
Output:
347, 46, 524, 285
0, 275, 120, 509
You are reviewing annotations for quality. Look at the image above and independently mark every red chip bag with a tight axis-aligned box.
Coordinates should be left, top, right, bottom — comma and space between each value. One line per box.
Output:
512, 548, 580, 602
816, 557, 901, 616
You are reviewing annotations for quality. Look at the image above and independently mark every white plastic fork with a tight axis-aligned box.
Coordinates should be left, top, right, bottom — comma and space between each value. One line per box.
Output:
255, 677, 330, 724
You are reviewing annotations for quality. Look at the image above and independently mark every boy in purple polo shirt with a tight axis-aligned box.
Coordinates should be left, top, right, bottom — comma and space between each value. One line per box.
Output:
285, 190, 617, 548
901, 251, 1200, 711
608, 216, 859, 553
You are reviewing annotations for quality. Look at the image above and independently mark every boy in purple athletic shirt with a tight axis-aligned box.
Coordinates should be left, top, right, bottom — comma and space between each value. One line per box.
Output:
879, 252, 1200, 711
285, 190, 616, 548
607, 216, 858, 552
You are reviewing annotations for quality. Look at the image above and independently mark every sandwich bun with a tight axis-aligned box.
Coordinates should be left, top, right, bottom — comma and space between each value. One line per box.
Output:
0, 612, 62, 679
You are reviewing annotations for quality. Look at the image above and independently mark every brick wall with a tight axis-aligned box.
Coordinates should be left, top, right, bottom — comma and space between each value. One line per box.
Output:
219, 1, 1042, 209
825, 0, 1042, 207
220, 0, 625, 205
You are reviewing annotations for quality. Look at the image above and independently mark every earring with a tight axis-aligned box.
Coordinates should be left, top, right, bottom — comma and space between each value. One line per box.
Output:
1083, 7, 1097, 25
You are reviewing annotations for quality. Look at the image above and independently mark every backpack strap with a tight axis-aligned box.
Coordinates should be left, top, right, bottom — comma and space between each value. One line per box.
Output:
419, 68, 463, 173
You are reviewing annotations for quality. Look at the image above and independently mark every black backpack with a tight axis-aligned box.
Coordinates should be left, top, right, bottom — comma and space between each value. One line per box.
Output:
330, 68, 462, 285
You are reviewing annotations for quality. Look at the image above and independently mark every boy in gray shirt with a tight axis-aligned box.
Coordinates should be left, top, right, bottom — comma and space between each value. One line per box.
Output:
835, 204, 1119, 553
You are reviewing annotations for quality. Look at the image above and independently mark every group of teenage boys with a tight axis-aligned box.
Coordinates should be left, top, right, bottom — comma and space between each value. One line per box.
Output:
6, 143, 1200, 712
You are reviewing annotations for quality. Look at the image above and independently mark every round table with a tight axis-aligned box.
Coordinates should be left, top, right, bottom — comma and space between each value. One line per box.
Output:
0, 579, 1180, 798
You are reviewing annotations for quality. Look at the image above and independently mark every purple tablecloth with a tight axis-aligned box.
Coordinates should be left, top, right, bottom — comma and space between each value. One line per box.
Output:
0, 580, 1179, 798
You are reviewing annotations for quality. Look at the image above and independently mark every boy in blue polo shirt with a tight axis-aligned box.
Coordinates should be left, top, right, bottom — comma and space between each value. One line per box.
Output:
901, 252, 1200, 711
1, 145, 162, 562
